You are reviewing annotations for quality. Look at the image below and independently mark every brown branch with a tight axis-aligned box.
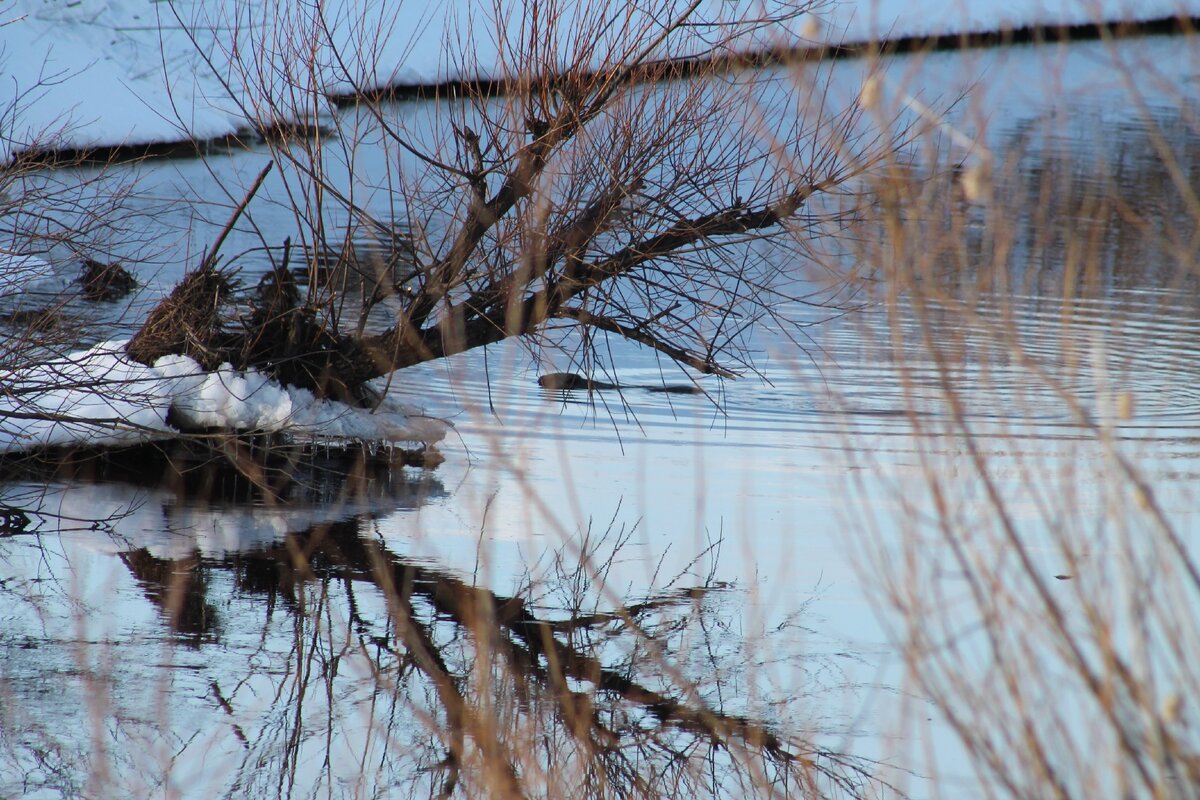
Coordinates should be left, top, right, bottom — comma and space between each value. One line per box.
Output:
199, 160, 274, 272
359, 185, 817, 374
402, 1, 723, 333
456, 175, 643, 325
553, 305, 735, 377
402, 555, 808, 766
569, 185, 815, 291
368, 547, 527, 800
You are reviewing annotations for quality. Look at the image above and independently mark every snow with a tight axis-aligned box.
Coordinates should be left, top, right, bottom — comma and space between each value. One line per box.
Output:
0, 339, 447, 454
2, 0, 1197, 157
0, 252, 58, 295
826, 0, 1194, 40
166, 357, 448, 442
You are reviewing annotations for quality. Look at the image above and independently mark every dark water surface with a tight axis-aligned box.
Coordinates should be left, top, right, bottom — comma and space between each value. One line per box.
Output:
3, 35, 1200, 798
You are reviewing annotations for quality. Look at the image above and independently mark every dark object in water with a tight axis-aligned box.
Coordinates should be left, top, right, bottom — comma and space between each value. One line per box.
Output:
0, 504, 32, 534
538, 372, 618, 391
538, 371, 702, 395
79, 258, 137, 301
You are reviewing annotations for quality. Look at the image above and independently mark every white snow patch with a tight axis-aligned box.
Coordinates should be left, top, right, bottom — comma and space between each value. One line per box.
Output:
0, 251, 59, 295
824, 0, 1196, 41
0, 338, 446, 454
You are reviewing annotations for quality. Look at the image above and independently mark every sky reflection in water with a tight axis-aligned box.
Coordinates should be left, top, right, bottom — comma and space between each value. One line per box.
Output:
3, 34, 1200, 798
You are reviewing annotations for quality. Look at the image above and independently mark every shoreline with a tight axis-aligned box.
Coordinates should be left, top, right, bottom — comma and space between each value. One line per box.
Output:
13, 14, 1196, 168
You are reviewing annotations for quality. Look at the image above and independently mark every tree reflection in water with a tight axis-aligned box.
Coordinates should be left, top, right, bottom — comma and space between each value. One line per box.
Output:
0, 445, 885, 799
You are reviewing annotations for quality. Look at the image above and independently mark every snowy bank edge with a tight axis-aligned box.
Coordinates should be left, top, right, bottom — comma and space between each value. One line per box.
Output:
0, 340, 447, 455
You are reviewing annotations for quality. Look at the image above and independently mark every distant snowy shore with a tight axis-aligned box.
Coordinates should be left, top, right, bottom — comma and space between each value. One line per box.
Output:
2, 0, 1198, 157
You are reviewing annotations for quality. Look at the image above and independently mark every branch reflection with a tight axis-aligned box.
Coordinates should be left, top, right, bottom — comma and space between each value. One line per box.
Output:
0, 447, 883, 799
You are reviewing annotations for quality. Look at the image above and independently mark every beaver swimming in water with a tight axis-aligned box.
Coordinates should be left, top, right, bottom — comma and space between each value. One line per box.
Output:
537, 372, 702, 395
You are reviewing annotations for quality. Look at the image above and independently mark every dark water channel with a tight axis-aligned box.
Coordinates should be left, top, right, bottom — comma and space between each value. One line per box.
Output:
3, 35, 1200, 799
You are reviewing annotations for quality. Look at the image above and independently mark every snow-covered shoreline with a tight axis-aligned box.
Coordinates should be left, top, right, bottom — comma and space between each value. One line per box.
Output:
3, 0, 1198, 158
0, 339, 446, 454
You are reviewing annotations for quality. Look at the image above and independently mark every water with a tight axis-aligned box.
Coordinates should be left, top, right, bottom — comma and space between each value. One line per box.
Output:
3, 34, 1200, 799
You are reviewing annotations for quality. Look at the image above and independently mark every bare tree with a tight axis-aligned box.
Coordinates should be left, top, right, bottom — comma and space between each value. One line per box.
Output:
128, 0, 900, 402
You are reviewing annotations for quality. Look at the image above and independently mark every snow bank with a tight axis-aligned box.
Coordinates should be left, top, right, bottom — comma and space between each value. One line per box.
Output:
0, 339, 446, 454
827, 0, 1195, 41
0, 252, 59, 295
2, 0, 1196, 157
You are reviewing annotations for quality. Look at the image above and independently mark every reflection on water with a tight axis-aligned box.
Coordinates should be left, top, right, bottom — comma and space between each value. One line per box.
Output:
0, 452, 875, 798
4, 34, 1200, 799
